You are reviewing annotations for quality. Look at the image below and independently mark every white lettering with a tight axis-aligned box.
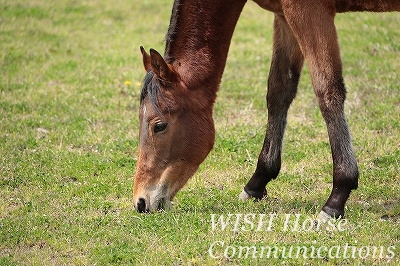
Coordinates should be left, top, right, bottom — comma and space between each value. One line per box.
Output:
242, 213, 256, 231
386, 246, 396, 259
208, 241, 224, 259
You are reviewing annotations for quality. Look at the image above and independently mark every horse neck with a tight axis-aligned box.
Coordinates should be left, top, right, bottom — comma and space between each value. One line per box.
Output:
164, 0, 247, 102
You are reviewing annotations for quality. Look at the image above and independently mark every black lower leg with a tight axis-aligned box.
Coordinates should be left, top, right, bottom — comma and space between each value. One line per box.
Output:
244, 14, 303, 200
322, 141, 359, 218
319, 86, 359, 218
244, 113, 286, 199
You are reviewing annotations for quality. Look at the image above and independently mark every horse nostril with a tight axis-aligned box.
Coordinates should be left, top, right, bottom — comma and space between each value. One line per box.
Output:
157, 198, 166, 211
137, 198, 147, 213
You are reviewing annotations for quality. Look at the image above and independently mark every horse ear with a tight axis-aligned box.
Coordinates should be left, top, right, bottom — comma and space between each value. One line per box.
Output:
149, 48, 172, 81
140, 46, 151, 72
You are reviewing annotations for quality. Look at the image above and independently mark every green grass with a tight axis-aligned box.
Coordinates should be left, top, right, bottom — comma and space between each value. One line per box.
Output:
1, 0, 399, 265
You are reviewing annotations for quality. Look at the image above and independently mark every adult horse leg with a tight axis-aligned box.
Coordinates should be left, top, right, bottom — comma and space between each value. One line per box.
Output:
283, 3, 359, 219
240, 14, 304, 200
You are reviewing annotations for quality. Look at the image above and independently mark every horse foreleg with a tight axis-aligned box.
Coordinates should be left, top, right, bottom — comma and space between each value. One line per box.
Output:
283, 3, 359, 218
240, 14, 304, 200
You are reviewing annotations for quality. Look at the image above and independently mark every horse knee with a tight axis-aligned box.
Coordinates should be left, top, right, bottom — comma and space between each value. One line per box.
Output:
257, 153, 281, 178
315, 79, 347, 113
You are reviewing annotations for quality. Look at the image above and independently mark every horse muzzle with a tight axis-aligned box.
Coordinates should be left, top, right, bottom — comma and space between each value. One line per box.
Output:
135, 197, 171, 213
133, 185, 172, 213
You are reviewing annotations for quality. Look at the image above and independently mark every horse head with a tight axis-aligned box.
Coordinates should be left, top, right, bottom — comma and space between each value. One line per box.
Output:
133, 47, 215, 212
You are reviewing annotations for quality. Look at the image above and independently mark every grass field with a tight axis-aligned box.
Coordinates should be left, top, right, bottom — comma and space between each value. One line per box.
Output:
1, 0, 399, 265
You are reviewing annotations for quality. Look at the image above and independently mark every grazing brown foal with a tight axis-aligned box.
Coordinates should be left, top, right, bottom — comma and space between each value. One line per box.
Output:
133, 0, 400, 218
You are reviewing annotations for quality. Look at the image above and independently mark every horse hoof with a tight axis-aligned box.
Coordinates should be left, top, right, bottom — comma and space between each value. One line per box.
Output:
239, 189, 251, 201
239, 188, 268, 201
317, 210, 333, 222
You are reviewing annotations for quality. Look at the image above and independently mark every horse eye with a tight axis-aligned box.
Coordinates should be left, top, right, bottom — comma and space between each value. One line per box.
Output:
154, 122, 168, 133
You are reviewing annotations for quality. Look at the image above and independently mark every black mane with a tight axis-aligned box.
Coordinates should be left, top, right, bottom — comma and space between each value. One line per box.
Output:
164, 0, 182, 62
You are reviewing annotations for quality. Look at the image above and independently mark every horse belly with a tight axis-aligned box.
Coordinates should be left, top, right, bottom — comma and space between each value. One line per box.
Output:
253, 0, 283, 14
335, 0, 400, 12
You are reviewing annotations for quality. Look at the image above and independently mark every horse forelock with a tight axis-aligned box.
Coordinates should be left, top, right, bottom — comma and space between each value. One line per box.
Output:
140, 71, 161, 110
